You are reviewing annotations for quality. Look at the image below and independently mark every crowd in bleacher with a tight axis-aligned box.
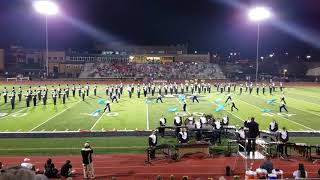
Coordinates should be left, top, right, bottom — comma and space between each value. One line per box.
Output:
82, 62, 225, 79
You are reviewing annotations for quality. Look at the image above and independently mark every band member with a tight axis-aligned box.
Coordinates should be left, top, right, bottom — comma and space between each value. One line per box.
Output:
58, 85, 61, 99
195, 119, 202, 141
10, 93, 15, 110
245, 117, 259, 155
269, 119, 279, 133
156, 94, 163, 103
85, 83, 89, 96
213, 119, 222, 143
137, 87, 141, 98
231, 100, 239, 112
65, 84, 69, 98
33, 93, 37, 106
174, 116, 182, 137
62, 91, 66, 104
222, 115, 229, 126
18, 86, 22, 102
3, 87, 8, 103
103, 101, 111, 112
25, 91, 30, 107
43, 92, 47, 105
239, 84, 243, 95
280, 94, 286, 104
148, 131, 157, 159
52, 90, 57, 105
262, 83, 266, 95
37, 86, 42, 101
159, 116, 166, 137
78, 84, 82, 97
82, 88, 86, 101
178, 128, 188, 144
256, 84, 259, 95
279, 82, 284, 92
279, 98, 288, 113
128, 86, 132, 98
200, 116, 207, 125
237, 127, 246, 151
183, 100, 187, 112
225, 94, 232, 103
93, 83, 97, 96
143, 86, 147, 97
192, 94, 199, 103
278, 127, 289, 158
109, 92, 116, 103
249, 82, 253, 94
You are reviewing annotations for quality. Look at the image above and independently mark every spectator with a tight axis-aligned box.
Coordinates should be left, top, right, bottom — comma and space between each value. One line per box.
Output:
169, 175, 175, 180
156, 175, 162, 180
111, 177, 117, 180
60, 160, 75, 178
81, 142, 95, 179
293, 163, 307, 179
21, 158, 35, 171
182, 176, 189, 180
260, 154, 273, 173
44, 158, 59, 178
0, 161, 3, 171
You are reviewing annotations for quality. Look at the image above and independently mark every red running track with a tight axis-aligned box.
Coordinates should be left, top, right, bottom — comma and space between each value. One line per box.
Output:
0, 154, 319, 180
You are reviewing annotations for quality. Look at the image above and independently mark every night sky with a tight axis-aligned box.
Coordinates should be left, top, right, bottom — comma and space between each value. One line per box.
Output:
0, 0, 320, 58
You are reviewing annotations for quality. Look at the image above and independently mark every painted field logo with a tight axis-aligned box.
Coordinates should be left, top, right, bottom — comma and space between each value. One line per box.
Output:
0, 113, 8, 117
175, 112, 188, 117
192, 112, 204, 117
277, 113, 296, 117
106, 112, 119, 116
11, 113, 27, 117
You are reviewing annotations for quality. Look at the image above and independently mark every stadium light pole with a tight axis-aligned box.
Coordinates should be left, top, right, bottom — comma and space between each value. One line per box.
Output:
248, 7, 271, 83
33, 0, 59, 78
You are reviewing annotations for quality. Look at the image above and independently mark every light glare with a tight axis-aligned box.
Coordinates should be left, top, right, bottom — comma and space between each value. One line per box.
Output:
248, 7, 271, 22
33, 1, 59, 16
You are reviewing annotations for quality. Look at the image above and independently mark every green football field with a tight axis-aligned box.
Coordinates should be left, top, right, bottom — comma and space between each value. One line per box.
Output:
0, 84, 320, 132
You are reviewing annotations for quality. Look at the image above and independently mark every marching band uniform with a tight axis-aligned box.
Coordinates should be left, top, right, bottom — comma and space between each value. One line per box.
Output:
225, 94, 232, 103
3, 87, 8, 103
178, 129, 188, 144
278, 128, 289, 157
156, 94, 163, 103
93, 83, 97, 96
159, 116, 166, 137
104, 101, 111, 112
279, 99, 288, 113
237, 127, 246, 151
86, 83, 89, 96
183, 100, 187, 112
10, 93, 15, 109
213, 120, 222, 143
174, 116, 182, 137
192, 94, 199, 103
148, 132, 157, 159
72, 84, 76, 97
18, 87, 22, 102
231, 100, 239, 111
269, 120, 279, 133
222, 116, 229, 126
195, 119, 202, 141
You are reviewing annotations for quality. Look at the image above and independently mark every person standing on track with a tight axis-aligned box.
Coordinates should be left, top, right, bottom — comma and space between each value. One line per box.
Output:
81, 142, 95, 179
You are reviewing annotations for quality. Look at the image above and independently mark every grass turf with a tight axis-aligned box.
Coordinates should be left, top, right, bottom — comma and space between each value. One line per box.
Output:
0, 136, 318, 156
0, 85, 319, 132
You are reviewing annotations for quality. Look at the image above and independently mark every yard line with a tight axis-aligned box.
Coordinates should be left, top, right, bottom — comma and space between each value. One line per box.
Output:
29, 101, 82, 132
16, 129, 21, 132
0, 108, 26, 120
90, 110, 107, 130
236, 98, 315, 131
65, 129, 69, 131
146, 102, 149, 130
284, 97, 320, 118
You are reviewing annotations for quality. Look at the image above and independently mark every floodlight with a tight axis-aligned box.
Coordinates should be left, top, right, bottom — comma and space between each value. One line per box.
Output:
248, 7, 271, 22
33, 0, 59, 16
